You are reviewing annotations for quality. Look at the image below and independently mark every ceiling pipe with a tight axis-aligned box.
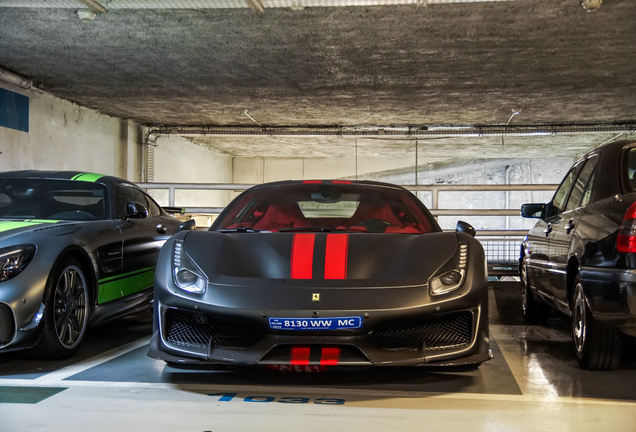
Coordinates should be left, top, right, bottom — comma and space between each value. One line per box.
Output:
146, 124, 636, 140
77, 0, 108, 14
0, 66, 44, 94
0, 0, 523, 9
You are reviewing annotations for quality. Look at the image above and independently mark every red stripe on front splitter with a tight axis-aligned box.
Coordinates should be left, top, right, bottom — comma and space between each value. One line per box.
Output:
291, 233, 315, 279
320, 347, 341, 366
290, 346, 311, 365
324, 234, 349, 279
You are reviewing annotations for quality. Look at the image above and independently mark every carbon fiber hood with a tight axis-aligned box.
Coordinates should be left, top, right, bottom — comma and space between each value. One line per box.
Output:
182, 231, 462, 287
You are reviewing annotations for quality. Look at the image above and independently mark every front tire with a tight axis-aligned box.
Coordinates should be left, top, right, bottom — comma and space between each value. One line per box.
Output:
35, 257, 90, 359
520, 256, 551, 323
572, 278, 622, 370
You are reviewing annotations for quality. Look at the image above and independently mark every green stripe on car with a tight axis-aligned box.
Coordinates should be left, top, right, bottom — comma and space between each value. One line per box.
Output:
71, 172, 105, 182
97, 266, 156, 304
0, 220, 59, 233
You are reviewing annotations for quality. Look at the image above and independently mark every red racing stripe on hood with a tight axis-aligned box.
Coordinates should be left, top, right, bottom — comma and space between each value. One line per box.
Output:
324, 234, 349, 279
291, 233, 316, 279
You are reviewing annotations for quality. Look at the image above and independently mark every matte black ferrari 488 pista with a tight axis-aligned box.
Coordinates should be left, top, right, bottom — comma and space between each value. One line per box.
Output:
149, 180, 490, 368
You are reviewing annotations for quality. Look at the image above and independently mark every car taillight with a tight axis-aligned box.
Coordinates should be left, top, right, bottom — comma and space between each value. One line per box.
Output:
617, 202, 636, 253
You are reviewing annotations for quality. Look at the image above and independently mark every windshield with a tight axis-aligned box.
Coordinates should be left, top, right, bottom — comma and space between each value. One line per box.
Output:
212, 182, 438, 234
0, 178, 108, 221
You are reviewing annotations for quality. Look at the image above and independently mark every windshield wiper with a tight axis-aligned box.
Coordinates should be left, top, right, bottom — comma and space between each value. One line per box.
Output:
217, 227, 263, 233
278, 227, 373, 233
331, 227, 366, 232
278, 227, 333, 232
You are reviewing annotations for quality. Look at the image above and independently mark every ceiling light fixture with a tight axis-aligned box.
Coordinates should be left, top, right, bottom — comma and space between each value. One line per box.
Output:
76, 9, 96, 21
581, 0, 602, 12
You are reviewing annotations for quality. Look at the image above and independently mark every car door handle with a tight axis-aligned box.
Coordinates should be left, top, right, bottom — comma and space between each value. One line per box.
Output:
565, 219, 575, 234
544, 224, 552, 237
156, 224, 167, 234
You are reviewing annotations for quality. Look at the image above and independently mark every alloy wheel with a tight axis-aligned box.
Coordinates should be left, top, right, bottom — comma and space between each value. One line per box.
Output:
53, 265, 88, 349
521, 258, 529, 315
572, 283, 587, 356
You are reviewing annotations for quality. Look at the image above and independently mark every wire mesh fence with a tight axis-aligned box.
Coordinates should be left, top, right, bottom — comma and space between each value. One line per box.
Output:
478, 238, 522, 267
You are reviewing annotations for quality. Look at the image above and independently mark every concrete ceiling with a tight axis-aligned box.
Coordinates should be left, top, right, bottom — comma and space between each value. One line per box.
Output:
1, 0, 635, 162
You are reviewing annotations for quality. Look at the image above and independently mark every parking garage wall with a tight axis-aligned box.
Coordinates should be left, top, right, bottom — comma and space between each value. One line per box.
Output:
0, 86, 572, 232
0, 87, 141, 180
370, 157, 572, 231
150, 135, 233, 227
231, 154, 572, 231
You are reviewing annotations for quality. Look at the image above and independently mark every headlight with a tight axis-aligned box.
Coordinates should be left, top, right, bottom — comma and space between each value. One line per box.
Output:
430, 270, 466, 295
172, 240, 207, 294
429, 243, 468, 295
0, 245, 36, 283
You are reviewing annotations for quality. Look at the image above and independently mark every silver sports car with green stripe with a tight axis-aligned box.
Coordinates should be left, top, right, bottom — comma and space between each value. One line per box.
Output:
0, 171, 187, 359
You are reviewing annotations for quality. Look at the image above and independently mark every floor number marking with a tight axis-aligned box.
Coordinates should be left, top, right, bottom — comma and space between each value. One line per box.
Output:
208, 393, 345, 405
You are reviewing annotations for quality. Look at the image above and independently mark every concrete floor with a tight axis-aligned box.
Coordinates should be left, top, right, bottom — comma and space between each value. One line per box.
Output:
1, 282, 635, 432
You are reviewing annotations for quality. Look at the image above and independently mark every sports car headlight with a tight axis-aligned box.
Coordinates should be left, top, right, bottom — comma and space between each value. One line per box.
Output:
429, 243, 468, 295
172, 240, 207, 294
0, 244, 37, 283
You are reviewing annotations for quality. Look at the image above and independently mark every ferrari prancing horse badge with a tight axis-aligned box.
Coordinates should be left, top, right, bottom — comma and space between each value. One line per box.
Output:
312, 293, 320, 301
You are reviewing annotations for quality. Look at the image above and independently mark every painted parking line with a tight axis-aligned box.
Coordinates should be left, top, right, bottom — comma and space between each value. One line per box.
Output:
32, 336, 150, 385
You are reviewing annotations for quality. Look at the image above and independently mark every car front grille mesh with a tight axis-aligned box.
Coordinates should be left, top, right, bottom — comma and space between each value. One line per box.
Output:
164, 308, 264, 350
367, 311, 473, 352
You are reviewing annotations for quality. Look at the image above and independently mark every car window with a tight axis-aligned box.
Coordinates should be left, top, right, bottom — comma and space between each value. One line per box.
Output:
117, 186, 148, 218
580, 168, 597, 208
144, 194, 162, 217
550, 167, 578, 216
0, 179, 107, 221
624, 146, 636, 192
117, 185, 163, 218
565, 156, 598, 211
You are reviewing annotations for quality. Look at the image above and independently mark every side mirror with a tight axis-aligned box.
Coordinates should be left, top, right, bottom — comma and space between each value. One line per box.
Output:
178, 219, 196, 232
521, 203, 546, 219
456, 220, 476, 237
124, 201, 148, 220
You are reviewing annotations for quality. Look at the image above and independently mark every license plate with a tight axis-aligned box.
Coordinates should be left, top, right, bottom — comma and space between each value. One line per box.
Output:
269, 316, 363, 330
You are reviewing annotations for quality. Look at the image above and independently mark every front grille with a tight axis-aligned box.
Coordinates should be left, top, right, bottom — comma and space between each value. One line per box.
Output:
164, 308, 264, 350
367, 311, 473, 352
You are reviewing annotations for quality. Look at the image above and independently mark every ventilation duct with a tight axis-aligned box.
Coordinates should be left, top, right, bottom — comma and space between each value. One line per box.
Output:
0, 0, 522, 9
146, 124, 636, 141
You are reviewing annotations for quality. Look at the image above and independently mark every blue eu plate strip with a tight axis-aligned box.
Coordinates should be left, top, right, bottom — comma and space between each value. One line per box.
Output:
269, 316, 363, 330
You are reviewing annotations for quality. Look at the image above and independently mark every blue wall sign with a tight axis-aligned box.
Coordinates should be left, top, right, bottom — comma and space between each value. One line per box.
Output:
0, 88, 29, 132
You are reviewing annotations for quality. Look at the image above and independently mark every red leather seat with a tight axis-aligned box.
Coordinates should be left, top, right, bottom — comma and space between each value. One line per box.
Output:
348, 203, 402, 227
253, 202, 309, 231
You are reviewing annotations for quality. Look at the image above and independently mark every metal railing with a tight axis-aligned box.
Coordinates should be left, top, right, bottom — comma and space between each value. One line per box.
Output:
137, 182, 558, 273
